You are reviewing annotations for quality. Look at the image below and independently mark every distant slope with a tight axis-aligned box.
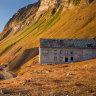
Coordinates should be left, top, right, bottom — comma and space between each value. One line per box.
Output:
0, 0, 96, 72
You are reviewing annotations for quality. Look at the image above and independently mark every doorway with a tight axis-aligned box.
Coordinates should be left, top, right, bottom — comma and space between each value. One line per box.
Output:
71, 57, 74, 61
65, 57, 68, 62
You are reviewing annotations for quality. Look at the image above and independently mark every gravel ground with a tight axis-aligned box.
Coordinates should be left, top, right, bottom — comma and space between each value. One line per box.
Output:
0, 59, 96, 96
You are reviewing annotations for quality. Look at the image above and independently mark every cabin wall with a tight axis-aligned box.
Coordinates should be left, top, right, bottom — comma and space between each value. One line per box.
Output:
39, 47, 96, 65
83, 49, 96, 60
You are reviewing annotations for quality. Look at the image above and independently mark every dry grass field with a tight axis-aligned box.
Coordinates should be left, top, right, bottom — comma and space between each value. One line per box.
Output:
0, 58, 96, 96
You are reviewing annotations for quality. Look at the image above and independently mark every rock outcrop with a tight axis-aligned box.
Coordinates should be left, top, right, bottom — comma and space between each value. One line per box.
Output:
36, 0, 63, 16
0, 0, 74, 40
0, 1, 40, 40
0, 88, 8, 94
0, 72, 16, 80
0, 0, 93, 40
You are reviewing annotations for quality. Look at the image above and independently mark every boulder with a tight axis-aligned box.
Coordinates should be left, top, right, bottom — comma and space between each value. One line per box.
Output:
0, 88, 8, 94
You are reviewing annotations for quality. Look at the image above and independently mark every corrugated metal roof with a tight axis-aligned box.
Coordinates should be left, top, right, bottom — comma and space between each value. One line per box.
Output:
40, 38, 96, 48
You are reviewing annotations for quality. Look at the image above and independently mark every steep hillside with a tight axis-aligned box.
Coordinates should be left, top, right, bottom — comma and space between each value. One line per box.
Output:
0, 1, 40, 40
0, 0, 96, 72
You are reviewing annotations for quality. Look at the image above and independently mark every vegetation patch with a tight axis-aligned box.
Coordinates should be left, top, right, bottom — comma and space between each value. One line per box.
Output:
43, 7, 63, 30
33, 8, 62, 37
68, 0, 81, 6
73, 0, 81, 6
16, 19, 45, 41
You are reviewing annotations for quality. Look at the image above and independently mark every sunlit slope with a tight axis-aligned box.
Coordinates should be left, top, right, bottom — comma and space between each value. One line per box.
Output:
0, 0, 96, 66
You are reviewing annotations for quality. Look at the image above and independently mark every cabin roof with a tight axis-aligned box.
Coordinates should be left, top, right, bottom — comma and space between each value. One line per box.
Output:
40, 38, 96, 48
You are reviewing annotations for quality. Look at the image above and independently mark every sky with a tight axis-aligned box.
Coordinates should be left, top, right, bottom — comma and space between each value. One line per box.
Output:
0, 0, 38, 32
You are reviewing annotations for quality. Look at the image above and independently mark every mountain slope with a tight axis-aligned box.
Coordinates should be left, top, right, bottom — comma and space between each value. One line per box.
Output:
0, 1, 40, 40
0, 0, 96, 72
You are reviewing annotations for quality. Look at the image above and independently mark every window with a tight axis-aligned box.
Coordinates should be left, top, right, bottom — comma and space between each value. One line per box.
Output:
54, 50, 57, 54
46, 50, 49, 54
60, 50, 63, 54
60, 56, 63, 61
43, 50, 48, 54
65, 50, 68, 54
60, 40, 63, 42
71, 51, 73, 54
54, 56, 57, 61
65, 57, 68, 62
43, 50, 49, 54
46, 57, 49, 61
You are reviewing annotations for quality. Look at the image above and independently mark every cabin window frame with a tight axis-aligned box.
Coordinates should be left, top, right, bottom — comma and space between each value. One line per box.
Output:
71, 51, 73, 54
60, 50, 63, 54
65, 50, 68, 54
60, 56, 63, 61
46, 50, 49, 54
43, 49, 49, 54
54, 50, 57, 54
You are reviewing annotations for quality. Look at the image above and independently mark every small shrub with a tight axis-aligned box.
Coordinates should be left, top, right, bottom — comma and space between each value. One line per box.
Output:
43, 7, 62, 30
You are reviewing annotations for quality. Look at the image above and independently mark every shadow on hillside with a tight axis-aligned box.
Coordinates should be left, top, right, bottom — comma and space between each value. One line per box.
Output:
8, 47, 39, 71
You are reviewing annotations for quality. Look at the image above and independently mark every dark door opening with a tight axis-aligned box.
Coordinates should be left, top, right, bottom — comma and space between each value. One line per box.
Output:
71, 57, 74, 61
65, 57, 68, 62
